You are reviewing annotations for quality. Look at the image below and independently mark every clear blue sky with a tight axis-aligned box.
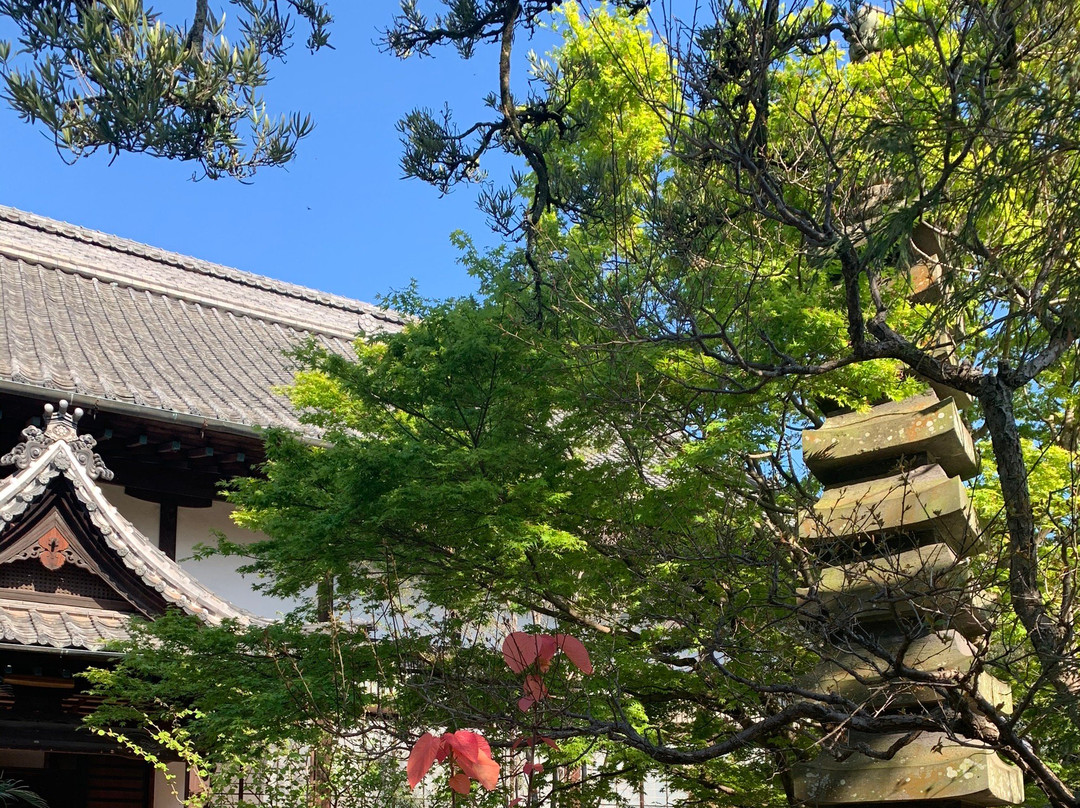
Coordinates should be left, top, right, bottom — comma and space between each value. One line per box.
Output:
0, 5, 558, 304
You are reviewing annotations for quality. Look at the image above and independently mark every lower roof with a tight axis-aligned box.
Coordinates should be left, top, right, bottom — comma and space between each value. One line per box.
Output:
0, 598, 130, 651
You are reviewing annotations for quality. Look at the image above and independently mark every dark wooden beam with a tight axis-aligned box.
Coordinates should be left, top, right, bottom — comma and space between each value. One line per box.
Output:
0, 719, 132, 753
107, 459, 220, 501
159, 500, 178, 560
3, 675, 75, 690
124, 486, 213, 510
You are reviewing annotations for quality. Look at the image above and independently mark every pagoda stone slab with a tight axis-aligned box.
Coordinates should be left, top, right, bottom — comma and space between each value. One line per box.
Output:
925, 377, 976, 412
801, 464, 985, 557
814, 543, 965, 606
909, 258, 944, 304
797, 545, 994, 640
805, 590, 994, 640
793, 732, 1024, 806
803, 394, 978, 483
800, 631, 1013, 713
919, 329, 976, 410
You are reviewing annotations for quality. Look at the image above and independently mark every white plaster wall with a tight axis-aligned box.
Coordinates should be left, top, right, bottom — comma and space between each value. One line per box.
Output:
98, 483, 299, 619
176, 499, 299, 618
153, 762, 187, 807
607, 777, 677, 807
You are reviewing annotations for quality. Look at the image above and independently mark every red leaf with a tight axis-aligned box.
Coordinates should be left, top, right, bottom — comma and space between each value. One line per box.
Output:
472, 751, 501, 791
435, 740, 450, 763
475, 733, 493, 759
536, 635, 558, 672
523, 674, 548, 701
503, 632, 543, 673
448, 772, 471, 795
509, 800, 524, 807
446, 729, 482, 763
517, 696, 535, 712
457, 748, 500, 791
555, 634, 594, 674
407, 733, 441, 789
524, 762, 544, 776
539, 736, 560, 750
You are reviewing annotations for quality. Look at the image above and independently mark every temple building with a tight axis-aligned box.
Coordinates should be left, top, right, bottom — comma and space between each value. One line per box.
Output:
0, 206, 404, 807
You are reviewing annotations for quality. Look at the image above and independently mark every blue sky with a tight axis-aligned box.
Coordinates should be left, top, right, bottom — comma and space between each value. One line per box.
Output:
0, 4, 558, 304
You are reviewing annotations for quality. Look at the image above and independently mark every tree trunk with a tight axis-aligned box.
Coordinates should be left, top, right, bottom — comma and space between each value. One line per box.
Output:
981, 373, 1080, 699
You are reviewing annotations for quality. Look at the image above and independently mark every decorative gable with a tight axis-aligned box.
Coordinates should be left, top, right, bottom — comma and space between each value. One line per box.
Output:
0, 500, 152, 615
0, 401, 259, 650
2, 508, 82, 572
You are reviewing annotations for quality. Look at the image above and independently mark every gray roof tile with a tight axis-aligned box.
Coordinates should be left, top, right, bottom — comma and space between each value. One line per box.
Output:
0, 206, 405, 434
0, 599, 131, 649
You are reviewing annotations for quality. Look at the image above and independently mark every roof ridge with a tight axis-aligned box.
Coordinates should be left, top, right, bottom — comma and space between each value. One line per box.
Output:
0, 205, 405, 326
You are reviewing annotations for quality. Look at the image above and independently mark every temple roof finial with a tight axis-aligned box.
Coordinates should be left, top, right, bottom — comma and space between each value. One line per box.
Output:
43, 399, 84, 442
1, 400, 112, 481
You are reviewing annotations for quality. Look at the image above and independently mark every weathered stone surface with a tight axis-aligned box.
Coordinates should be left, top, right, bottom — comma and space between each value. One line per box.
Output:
801, 464, 985, 557
800, 631, 1013, 713
799, 586, 994, 640
912, 221, 946, 260
816, 543, 963, 601
909, 258, 944, 304
799, 542, 956, 610
908, 222, 947, 304
793, 732, 1024, 806
925, 378, 976, 412
797, 544, 994, 639
803, 394, 978, 483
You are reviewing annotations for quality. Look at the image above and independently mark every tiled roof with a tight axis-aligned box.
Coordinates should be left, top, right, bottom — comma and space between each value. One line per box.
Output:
0, 206, 406, 435
0, 598, 131, 650
0, 404, 261, 648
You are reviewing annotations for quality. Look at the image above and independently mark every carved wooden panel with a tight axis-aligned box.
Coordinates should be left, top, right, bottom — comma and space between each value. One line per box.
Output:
36, 528, 69, 571
0, 508, 90, 572
0, 559, 132, 609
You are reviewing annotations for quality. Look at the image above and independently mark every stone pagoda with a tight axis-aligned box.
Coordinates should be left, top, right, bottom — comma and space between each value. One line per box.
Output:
791, 232, 1025, 806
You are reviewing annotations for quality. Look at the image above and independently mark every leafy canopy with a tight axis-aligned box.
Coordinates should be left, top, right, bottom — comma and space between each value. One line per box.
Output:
87, 1, 1080, 806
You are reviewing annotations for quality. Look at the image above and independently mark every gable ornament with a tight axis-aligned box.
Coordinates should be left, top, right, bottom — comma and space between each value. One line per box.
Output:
0, 400, 113, 482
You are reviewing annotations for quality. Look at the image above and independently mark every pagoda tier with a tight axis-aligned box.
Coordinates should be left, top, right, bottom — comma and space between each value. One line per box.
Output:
794, 732, 1023, 806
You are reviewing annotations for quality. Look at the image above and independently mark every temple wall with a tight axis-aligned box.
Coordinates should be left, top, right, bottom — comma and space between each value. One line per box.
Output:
98, 483, 299, 618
